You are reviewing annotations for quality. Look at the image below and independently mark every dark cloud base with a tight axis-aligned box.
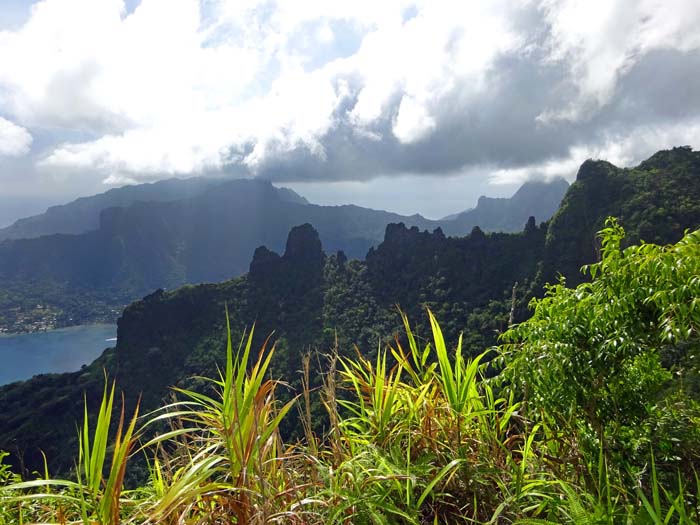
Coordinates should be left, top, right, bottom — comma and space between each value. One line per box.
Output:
254, 46, 700, 183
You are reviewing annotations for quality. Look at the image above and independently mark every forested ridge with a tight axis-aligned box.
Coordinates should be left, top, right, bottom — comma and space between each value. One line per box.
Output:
0, 178, 566, 333
1, 147, 700, 523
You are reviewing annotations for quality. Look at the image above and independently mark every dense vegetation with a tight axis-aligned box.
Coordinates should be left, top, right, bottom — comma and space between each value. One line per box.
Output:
1, 221, 698, 524
0, 178, 566, 333
0, 221, 547, 474
543, 146, 700, 285
1, 147, 700, 478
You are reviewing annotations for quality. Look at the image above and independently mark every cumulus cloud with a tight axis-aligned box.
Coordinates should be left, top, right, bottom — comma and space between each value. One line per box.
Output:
490, 121, 700, 185
536, 0, 700, 123
0, 0, 699, 186
0, 117, 32, 156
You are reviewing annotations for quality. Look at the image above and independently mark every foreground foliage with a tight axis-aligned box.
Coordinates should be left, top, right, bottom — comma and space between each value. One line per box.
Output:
1, 221, 699, 524
503, 218, 700, 473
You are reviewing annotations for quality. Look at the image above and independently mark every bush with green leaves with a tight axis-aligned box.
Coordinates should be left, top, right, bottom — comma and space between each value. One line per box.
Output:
501, 218, 700, 473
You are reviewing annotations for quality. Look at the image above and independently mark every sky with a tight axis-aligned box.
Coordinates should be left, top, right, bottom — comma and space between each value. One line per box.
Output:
1, 0, 699, 224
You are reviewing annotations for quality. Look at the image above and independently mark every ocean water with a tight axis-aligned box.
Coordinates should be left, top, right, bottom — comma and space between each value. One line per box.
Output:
0, 324, 117, 385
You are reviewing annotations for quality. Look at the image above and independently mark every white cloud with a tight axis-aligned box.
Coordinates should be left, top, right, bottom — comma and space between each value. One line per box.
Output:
0, 117, 32, 156
347, 2, 521, 135
538, 0, 700, 122
316, 21, 334, 44
392, 95, 435, 143
0, 0, 527, 180
0, 0, 699, 186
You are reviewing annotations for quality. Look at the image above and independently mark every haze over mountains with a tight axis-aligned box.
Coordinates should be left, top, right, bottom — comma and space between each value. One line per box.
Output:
440, 178, 569, 235
0, 177, 566, 242
0, 176, 568, 332
0, 178, 308, 242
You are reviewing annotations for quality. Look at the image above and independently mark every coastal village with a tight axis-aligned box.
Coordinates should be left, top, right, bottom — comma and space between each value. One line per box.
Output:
0, 304, 59, 334
0, 304, 121, 334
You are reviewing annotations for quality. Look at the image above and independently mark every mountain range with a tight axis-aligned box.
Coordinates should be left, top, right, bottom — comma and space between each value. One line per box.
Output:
1, 146, 698, 474
439, 178, 569, 235
0, 177, 568, 332
0, 177, 307, 242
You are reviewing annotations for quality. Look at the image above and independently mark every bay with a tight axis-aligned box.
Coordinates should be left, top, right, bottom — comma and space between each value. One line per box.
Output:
0, 324, 117, 385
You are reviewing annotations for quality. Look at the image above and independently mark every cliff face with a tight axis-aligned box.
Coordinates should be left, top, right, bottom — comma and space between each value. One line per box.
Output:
113, 224, 329, 424
366, 221, 547, 321
0, 181, 430, 332
0, 177, 573, 333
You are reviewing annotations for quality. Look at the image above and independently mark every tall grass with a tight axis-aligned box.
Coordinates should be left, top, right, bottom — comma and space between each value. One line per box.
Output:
140, 318, 299, 524
1, 310, 697, 524
1, 377, 140, 524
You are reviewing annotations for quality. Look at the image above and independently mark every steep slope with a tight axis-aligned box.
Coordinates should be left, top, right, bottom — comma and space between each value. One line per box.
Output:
543, 146, 700, 285
440, 177, 569, 234
0, 177, 569, 333
0, 178, 214, 241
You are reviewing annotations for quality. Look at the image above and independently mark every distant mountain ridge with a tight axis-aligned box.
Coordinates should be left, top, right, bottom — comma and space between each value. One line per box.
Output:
0, 177, 309, 242
0, 177, 568, 332
0, 178, 433, 331
440, 178, 569, 235
1, 175, 567, 243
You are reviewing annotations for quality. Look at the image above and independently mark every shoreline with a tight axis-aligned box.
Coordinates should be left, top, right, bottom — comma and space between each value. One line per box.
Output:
0, 322, 118, 338
0, 323, 119, 386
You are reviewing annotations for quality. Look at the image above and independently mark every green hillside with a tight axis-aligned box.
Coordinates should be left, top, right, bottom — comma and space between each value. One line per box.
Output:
1, 147, 699, 478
